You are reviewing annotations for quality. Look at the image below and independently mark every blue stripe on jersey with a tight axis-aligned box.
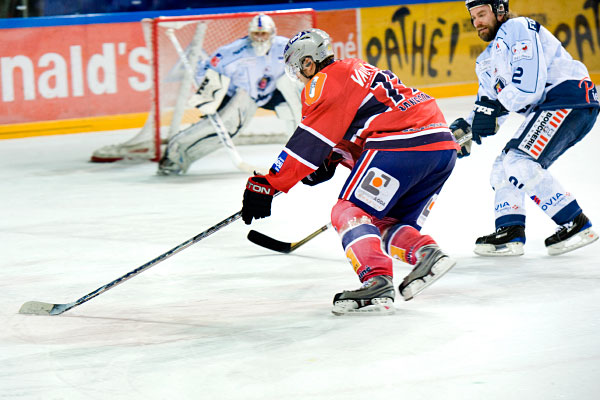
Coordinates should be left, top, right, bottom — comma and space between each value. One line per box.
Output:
341, 224, 381, 250
344, 95, 389, 141
364, 130, 455, 150
286, 126, 334, 167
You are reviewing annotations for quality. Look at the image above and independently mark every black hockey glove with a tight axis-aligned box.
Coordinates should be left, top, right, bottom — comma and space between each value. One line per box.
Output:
242, 176, 279, 225
301, 151, 344, 186
471, 96, 508, 144
449, 118, 472, 158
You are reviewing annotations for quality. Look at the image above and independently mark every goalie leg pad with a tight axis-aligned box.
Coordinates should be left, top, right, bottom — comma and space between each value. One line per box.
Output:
158, 90, 257, 174
90, 113, 157, 162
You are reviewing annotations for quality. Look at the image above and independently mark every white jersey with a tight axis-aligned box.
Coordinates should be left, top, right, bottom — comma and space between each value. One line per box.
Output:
468, 17, 596, 124
196, 36, 289, 107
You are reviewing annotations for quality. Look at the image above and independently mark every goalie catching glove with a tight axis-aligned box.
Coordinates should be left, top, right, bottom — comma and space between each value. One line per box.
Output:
302, 151, 344, 186
242, 175, 280, 225
471, 96, 508, 144
188, 69, 231, 115
449, 118, 472, 158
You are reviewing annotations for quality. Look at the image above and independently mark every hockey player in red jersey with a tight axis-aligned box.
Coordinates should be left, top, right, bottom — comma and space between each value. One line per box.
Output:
241, 29, 460, 315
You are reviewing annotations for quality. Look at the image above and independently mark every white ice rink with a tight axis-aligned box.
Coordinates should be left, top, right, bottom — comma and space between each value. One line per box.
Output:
1, 96, 599, 399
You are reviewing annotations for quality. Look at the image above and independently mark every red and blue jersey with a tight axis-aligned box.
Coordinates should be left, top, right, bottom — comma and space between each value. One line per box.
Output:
266, 58, 459, 192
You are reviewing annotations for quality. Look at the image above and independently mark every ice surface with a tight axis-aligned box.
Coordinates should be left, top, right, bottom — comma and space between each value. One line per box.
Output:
1, 96, 599, 399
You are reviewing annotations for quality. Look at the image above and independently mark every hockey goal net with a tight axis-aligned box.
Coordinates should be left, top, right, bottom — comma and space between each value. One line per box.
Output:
141, 9, 316, 161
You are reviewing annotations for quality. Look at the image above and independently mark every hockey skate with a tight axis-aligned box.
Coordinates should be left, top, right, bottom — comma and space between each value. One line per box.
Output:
90, 140, 155, 163
474, 225, 526, 256
332, 275, 395, 316
157, 142, 190, 175
398, 245, 456, 301
545, 213, 599, 255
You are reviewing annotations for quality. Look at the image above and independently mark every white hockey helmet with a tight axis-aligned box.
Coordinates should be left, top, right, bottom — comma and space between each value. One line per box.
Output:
283, 29, 334, 82
248, 14, 276, 56
465, 0, 508, 16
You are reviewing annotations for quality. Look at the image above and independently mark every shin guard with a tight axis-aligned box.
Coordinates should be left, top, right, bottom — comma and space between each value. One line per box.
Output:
383, 225, 436, 265
331, 200, 393, 282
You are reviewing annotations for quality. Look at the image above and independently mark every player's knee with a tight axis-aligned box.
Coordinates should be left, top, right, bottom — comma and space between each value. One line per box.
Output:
502, 150, 544, 192
489, 153, 506, 190
331, 199, 373, 236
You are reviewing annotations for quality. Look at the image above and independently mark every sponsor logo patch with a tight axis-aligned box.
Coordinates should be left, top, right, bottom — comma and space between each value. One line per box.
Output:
210, 53, 223, 67
258, 76, 271, 90
417, 194, 437, 227
494, 77, 506, 94
518, 109, 571, 159
511, 40, 533, 62
355, 167, 400, 212
272, 151, 287, 173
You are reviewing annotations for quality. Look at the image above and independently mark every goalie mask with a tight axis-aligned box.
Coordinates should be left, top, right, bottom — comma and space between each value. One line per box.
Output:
283, 29, 334, 83
248, 14, 276, 56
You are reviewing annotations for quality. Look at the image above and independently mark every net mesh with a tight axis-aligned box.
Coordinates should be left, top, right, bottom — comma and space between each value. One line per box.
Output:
151, 10, 315, 159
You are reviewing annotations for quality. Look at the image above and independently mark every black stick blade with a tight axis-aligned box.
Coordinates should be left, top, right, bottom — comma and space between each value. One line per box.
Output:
247, 230, 292, 253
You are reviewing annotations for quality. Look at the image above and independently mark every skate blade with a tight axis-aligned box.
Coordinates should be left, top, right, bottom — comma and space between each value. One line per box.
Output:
331, 298, 395, 316
474, 242, 524, 257
400, 256, 456, 301
547, 228, 599, 256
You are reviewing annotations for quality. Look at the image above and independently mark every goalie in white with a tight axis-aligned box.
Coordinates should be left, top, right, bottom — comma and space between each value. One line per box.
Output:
90, 14, 302, 175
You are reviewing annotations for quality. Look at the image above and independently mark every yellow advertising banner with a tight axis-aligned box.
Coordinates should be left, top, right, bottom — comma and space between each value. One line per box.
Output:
360, 0, 600, 97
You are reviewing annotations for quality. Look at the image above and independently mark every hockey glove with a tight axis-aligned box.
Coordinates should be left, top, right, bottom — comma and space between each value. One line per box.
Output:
242, 176, 279, 225
471, 96, 508, 144
449, 118, 472, 158
302, 151, 344, 186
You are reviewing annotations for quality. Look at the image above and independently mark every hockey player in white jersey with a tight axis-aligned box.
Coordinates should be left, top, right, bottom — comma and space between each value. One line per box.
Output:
90, 14, 301, 174
450, 0, 599, 256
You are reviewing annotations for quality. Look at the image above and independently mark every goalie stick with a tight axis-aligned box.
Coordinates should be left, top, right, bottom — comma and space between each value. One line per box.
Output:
19, 209, 245, 316
247, 223, 332, 254
165, 28, 266, 175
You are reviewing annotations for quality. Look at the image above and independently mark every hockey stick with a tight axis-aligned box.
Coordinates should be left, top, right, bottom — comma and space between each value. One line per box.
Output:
247, 130, 472, 254
457, 132, 472, 146
248, 223, 332, 254
19, 210, 244, 316
165, 28, 265, 175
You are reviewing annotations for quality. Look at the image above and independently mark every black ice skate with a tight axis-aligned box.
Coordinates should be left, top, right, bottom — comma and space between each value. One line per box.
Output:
474, 225, 526, 256
332, 275, 395, 316
545, 213, 599, 255
398, 244, 456, 301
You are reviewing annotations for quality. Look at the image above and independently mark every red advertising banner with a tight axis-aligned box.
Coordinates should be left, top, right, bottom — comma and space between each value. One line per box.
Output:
317, 9, 360, 60
0, 22, 150, 124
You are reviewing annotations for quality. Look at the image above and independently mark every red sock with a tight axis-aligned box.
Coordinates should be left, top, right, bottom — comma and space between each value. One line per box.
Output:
331, 200, 393, 282
383, 225, 436, 265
